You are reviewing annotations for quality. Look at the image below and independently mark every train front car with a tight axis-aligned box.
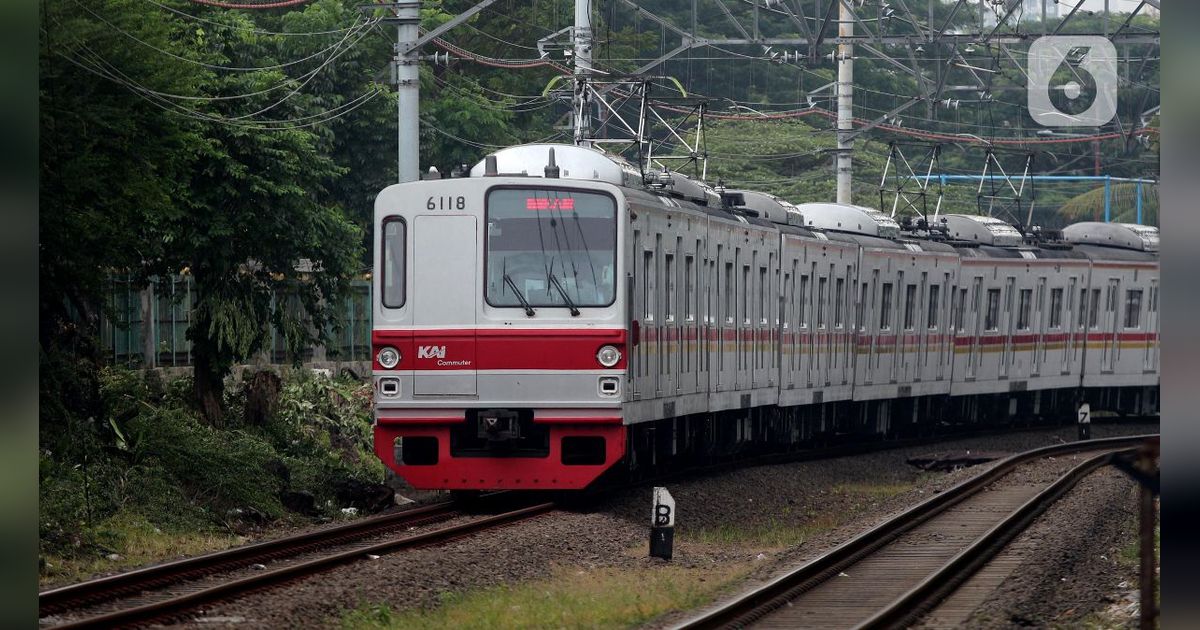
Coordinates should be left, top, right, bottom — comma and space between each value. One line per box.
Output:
371, 146, 629, 491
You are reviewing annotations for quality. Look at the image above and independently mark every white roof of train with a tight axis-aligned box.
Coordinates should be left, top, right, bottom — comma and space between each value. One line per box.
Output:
794, 202, 901, 239
941, 214, 1025, 247
1061, 222, 1159, 252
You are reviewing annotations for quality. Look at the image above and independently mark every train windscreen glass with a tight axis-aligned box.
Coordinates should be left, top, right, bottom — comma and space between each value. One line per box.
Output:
485, 188, 617, 309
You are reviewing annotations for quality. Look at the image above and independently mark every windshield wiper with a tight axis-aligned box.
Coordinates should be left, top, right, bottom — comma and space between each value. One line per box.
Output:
503, 274, 535, 317
548, 273, 581, 317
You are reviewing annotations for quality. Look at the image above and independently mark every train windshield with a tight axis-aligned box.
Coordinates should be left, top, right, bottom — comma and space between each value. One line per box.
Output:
485, 188, 617, 310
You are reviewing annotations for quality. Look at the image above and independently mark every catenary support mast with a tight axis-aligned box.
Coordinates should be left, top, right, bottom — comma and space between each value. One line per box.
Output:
836, 0, 853, 203
395, 2, 421, 184
573, 0, 594, 146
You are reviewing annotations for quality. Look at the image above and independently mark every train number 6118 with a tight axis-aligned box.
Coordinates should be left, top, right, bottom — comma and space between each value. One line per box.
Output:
427, 196, 466, 211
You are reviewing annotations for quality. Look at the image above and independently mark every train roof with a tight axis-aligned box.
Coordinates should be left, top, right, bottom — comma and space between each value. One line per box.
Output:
723, 189, 805, 227
953, 243, 1090, 261
794, 202, 901, 239
1061, 222, 1159, 252
1067, 243, 1159, 263
940, 214, 1025, 247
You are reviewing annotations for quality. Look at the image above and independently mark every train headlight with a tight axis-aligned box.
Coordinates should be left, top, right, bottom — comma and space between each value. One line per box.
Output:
596, 345, 622, 368
377, 346, 401, 369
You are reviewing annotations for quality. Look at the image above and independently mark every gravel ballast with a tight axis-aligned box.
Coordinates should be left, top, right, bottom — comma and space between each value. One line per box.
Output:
925, 467, 1145, 629
166, 421, 1155, 628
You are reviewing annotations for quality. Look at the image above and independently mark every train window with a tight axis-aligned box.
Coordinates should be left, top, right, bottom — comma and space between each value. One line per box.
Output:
984, 289, 1001, 331
760, 266, 769, 325
485, 188, 617, 308
742, 265, 751, 325
1078, 288, 1088, 328
782, 272, 791, 329
835, 278, 845, 328
1050, 288, 1064, 328
724, 262, 734, 324
955, 288, 967, 331
799, 275, 810, 328
903, 284, 917, 330
665, 253, 675, 322
684, 255, 695, 322
857, 282, 868, 331
1088, 289, 1101, 328
642, 251, 653, 321
817, 277, 828, 328
927, 285, 940, 330
1017, 289, 1033, 330
880, 283, 894, 330
1125, 289, 1143, 329
381, 218, 406, 308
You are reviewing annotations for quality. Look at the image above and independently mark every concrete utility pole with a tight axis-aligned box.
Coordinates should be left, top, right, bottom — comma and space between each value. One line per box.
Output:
372, 0, 502, 183
572, 0, 594, 146
395, 2, 421, 184
836, 0, 853, 204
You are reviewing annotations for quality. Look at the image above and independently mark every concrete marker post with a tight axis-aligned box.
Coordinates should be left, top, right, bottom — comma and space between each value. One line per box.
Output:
1077, 402, 1091, 440
650, 487, 675, 560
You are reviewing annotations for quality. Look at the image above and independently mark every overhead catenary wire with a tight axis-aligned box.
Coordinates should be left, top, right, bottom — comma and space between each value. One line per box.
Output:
45, 11, 387, 130
77, 0, 375, 73
143, 0, 372, 37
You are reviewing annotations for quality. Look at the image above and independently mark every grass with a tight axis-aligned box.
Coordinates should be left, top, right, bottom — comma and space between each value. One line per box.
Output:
341, 563, 753, 630
685, 513, 842, 548
684, 480, 915, 548
831, 481, 915, 499
40, 512, 243, 587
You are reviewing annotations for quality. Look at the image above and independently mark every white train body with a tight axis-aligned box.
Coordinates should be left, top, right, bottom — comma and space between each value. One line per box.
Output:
371, 144, 1159, 491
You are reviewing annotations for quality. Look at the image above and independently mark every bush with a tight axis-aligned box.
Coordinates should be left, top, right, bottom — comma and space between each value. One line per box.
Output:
40, 363, 385, 575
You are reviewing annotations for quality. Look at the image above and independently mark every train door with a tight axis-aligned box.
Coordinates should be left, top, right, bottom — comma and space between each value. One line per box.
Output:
836, 265, 850, 385
935, 272, 949, 380
641, 242, 657, 397
1064, 276, 1077, 373
1033, 276, 1046, 376
968, 276, 983, 380
663, 237, 678, 398
816, 269, 828, 385
855, 274, 869, 384
1104, 277, 1120, 372
686, 242, 700, 392
412, 215, 477, 396
892, 270, 904, 383
802, 265, 813, 387
631, 229, 642, 399
1000, 277, 1015, 379
1147, 279, 1159, 370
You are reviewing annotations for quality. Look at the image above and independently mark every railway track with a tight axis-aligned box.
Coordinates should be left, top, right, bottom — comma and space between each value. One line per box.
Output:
39, 496, 554, 629
674, 433, 1156, 630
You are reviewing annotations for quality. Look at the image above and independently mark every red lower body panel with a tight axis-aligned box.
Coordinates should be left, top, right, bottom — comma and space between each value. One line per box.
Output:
373, 412, 626, 490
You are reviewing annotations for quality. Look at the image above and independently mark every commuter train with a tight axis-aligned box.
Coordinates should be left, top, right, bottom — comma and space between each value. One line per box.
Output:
371, 143, 1159, 491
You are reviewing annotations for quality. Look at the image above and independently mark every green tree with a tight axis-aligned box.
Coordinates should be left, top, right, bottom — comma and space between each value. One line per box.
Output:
40, 0, 363, 424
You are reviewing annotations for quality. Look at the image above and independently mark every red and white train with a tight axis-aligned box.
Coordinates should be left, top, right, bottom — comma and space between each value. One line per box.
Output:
371, 143, 1159, 491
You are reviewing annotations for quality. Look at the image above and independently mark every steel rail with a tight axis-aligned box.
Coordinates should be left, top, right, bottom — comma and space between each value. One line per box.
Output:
672, 433, 1156, 630
859, 447, 1137, 629
39, 500, 463, 614
44, 502, 554, 630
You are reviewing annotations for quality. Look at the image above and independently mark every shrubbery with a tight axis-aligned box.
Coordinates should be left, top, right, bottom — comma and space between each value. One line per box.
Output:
39, 357, 383, 580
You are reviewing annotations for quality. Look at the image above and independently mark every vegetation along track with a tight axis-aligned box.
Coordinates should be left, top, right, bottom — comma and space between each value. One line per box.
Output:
39, 496, 554, 629
674, 434, 1157, 630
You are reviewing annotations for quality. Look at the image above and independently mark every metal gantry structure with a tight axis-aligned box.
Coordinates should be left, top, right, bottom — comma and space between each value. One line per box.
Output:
372, 0, 1160, 197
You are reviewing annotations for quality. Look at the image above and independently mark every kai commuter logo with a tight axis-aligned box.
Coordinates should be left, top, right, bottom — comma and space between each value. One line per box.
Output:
417, 345, 447, 359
